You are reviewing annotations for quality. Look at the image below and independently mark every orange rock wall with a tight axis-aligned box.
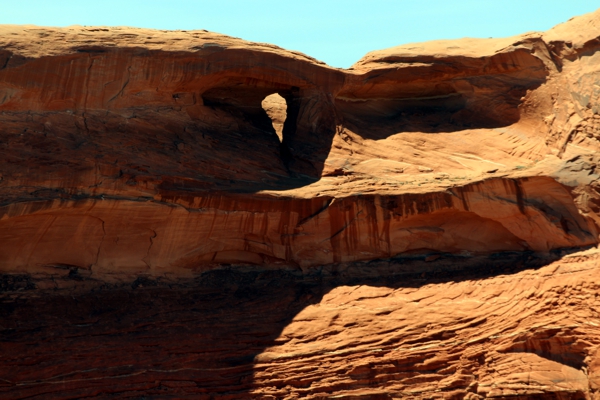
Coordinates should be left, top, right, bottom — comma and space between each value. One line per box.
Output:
0, 176, 595, 277
0, 24, 599, 277
1, 12, 600, 399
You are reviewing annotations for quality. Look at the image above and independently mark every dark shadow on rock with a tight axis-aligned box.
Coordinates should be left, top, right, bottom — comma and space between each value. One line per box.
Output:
335, 80, 542, 140
188, 67, 549, 191
0, 246, 590, 398
199, 84, 340, 191
0, 64, 549, 197
336, 94, 517, 139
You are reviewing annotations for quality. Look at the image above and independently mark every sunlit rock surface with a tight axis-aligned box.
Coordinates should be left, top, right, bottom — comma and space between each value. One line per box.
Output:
1, 8, 600, 399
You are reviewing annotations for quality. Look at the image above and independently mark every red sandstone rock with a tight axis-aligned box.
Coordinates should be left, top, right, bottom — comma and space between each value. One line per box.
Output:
1, 250, 600, 398
0, 7, 600, 399
0, 16, 599, 275
252, 250, 600, 399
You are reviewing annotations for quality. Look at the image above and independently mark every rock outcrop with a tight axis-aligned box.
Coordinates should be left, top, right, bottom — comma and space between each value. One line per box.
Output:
1, 16, 600, 276
1, 8, 600, 399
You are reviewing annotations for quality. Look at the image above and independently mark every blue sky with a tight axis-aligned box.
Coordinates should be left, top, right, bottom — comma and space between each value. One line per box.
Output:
1, 1, 598, 68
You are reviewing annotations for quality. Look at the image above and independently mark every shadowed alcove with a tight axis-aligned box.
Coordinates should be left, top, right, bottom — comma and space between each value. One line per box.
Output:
200, 81, 335, 184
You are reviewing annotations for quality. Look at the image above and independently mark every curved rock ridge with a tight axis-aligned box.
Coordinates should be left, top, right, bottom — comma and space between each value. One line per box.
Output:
343, 34, 551, 128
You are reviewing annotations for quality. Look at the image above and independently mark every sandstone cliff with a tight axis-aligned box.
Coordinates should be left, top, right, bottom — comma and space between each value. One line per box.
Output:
1, 8, 600, 399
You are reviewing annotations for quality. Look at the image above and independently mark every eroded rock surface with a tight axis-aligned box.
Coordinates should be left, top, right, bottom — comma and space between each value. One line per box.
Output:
1, 8, 600, 399
1, 251, 599, 398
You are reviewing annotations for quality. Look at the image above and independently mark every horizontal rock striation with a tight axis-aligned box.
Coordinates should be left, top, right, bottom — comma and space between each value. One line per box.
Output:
341, 36, 551, 129
0, 176, 595, 277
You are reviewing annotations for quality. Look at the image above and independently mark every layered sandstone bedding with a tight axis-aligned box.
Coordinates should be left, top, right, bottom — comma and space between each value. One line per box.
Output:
1, 8, 600, 399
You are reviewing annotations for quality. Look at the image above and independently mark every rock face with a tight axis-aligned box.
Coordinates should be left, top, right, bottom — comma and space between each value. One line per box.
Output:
1, 18, 600, 277
0, 177, 595, 276
1, 8, 600, 399
1, 252, 600, 399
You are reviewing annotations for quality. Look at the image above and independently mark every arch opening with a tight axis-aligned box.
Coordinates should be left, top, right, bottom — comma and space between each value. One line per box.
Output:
200, 83, 300, 175
261, 93, 287, 144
